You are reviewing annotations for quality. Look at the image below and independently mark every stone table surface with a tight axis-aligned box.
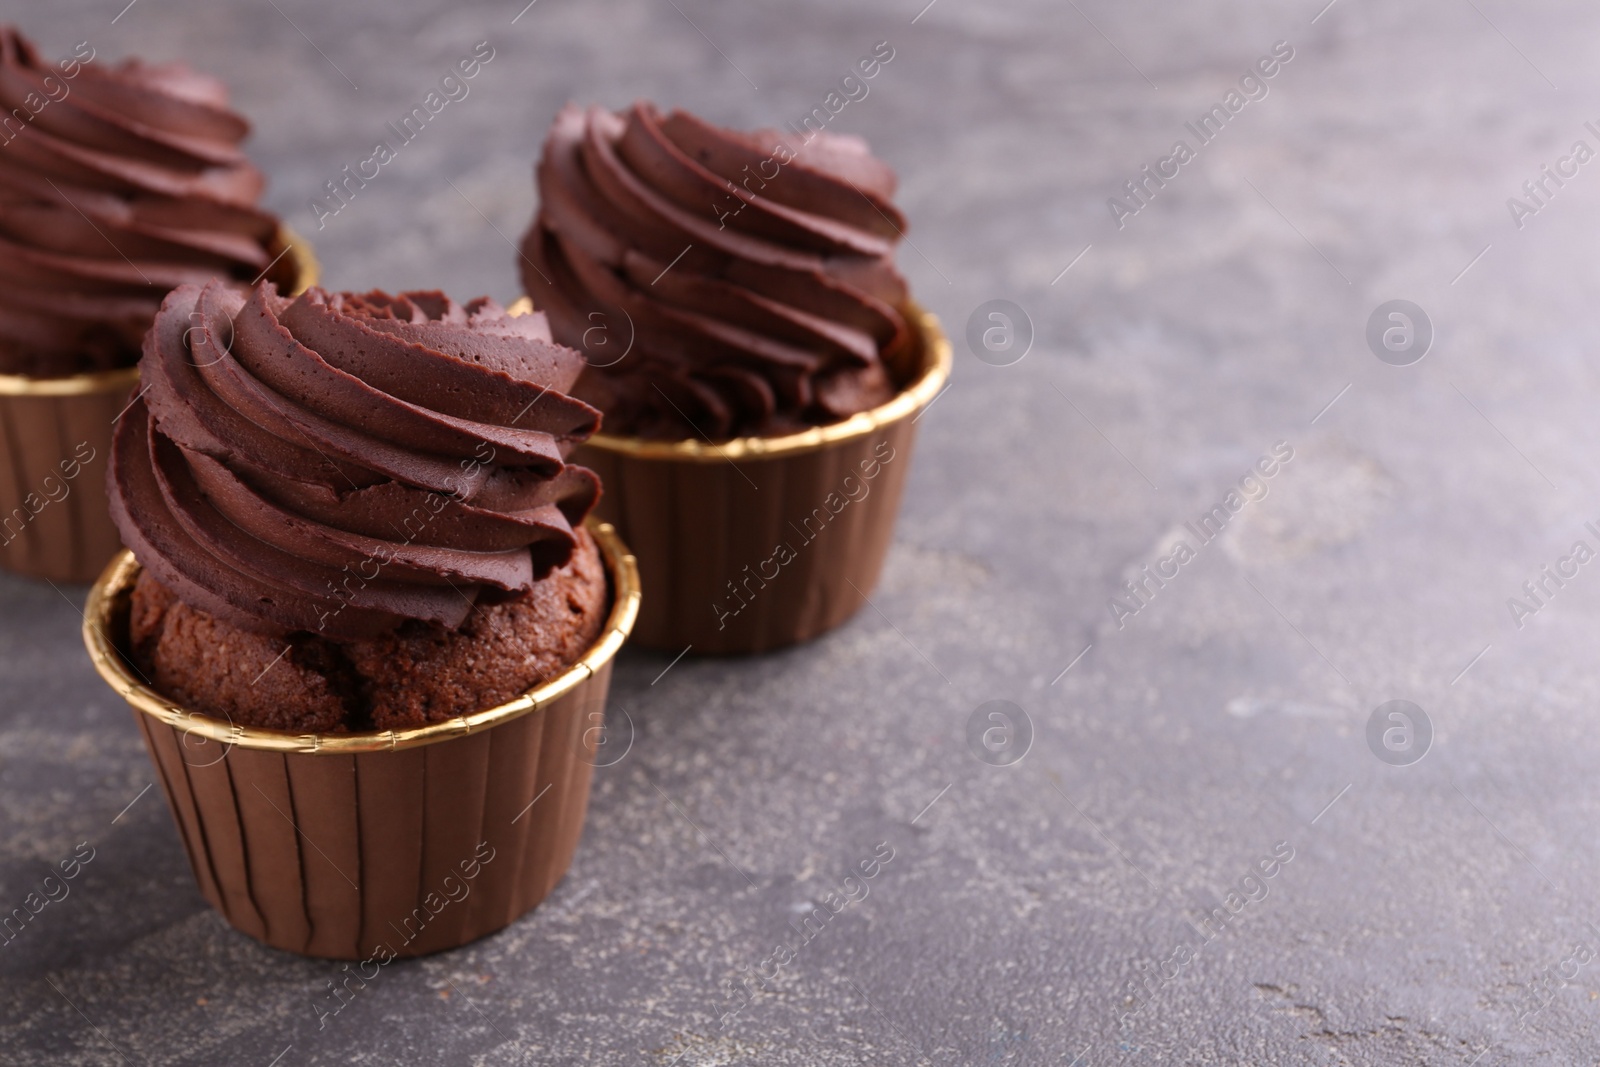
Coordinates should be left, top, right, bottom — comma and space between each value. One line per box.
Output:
4, 0, 1600, 1063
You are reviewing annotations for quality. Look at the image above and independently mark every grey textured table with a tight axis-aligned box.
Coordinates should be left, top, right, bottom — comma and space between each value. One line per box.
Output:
4, 1, 1600, 1063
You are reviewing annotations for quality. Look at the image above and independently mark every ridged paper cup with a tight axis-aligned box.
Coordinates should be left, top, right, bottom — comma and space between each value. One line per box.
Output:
568, 304, 950, 655
0, 226, 317, 585
83, 520, 641, 960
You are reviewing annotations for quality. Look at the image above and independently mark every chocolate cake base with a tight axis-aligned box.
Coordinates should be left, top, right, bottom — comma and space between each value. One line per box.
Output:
127, 528, 608, 733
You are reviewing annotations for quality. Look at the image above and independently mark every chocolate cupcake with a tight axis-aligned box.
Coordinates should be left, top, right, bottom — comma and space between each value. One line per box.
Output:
85, 284, 640, 959
519, 102, 949, 653
0, 26, 312, 583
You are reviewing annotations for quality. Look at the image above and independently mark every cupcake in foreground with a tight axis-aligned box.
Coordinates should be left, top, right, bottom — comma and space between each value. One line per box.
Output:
519, 101, 949, 653
0, 25, 311, 582
110, 283, 606, 728
85, 283, 639, 958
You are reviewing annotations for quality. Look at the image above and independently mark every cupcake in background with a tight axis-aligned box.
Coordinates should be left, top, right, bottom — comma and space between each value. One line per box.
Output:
520, 102, 949, 653
0, 26, 311, 582
87, 283, 639, 958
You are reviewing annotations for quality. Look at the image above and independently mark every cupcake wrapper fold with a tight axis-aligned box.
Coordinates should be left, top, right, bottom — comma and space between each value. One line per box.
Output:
0, 375, 133, 583
84, 520, 640, 960
129, 661, 611, 959
575, 305, 950, 655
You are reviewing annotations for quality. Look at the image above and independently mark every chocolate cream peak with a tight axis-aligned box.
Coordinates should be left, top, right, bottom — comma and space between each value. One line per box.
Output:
110, 283, 602, 641
0, 26, 288, 377
521, 101, 913, 440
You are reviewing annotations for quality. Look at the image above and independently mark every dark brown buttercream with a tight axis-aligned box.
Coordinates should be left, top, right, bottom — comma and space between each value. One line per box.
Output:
109, 282, 602, 640
0, 27, 285, 376
521, 101, 912, 440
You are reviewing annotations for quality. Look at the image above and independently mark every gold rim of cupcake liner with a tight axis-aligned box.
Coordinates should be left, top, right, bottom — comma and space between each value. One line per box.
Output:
0, 224, 320, 397
506, 298, 952, 462
83, 518, 642, 755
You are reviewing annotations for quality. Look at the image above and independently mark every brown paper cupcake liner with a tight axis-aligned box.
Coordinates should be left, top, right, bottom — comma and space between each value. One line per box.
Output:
83, 520, 641, 961
0, 226, 318, 585
567, 304, 951, 654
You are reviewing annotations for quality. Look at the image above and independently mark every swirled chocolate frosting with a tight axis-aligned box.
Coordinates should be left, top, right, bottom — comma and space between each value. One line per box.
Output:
0, 26, 288, 377
109, 282, 602, 641
521, 102, 913, 440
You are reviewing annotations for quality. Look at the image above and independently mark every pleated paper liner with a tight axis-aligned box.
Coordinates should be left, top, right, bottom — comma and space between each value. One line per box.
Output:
0, 226, 318, 584
515, 300, 951, 654
82, 520, 641, 961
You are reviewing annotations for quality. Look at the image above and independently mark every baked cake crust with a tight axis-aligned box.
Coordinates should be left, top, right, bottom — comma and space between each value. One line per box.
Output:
129, 527, 608, 732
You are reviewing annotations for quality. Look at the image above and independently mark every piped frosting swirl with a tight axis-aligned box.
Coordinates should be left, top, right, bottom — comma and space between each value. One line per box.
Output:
521, 101, 913, 440
109, 282, 602, 641
0, 26, 288, 377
